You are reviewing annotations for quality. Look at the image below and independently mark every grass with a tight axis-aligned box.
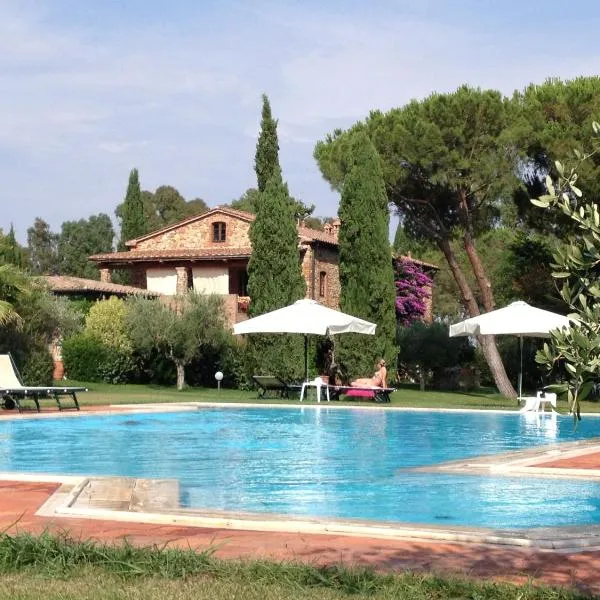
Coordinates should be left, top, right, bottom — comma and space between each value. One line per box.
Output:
0, 531, 590, 599
57, 378, 600, 415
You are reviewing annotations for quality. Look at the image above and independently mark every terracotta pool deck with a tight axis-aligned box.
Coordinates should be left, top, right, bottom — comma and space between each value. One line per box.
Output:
2, 404, 600, 594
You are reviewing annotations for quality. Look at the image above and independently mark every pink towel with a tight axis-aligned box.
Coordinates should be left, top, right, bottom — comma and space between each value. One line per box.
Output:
345, 389, 375, 398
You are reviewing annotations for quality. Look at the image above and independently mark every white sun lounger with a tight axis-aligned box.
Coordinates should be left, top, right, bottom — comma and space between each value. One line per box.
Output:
0, 354, 87, 412
519, 392, 557, 413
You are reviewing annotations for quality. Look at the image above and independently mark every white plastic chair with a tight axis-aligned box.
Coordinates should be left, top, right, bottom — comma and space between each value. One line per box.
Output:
536, 390, 557, 412
300, 377, 330, 403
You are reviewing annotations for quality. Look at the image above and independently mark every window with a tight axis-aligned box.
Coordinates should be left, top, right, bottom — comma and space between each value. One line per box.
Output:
319, 271, 327, 297
212, 222, 226, 242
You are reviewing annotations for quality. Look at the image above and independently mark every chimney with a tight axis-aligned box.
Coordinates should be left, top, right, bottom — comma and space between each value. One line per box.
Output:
331, 218, 340, 240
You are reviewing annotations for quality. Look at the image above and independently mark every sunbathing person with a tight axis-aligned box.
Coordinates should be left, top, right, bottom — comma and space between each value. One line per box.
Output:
351, 359, 387, 388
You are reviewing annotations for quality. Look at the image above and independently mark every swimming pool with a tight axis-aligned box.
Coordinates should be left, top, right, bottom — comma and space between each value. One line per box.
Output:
1, 407, 600, 529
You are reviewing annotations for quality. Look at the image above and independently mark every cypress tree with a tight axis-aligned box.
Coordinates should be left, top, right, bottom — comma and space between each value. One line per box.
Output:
254, 94, 280, 193
118, 168, 145, 251
246, 166, 306, 380
336, 132, 397, 379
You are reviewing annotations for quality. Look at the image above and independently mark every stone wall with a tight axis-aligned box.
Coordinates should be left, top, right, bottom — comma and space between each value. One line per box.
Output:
300, 243, 340, 309
134, 213, 251, 251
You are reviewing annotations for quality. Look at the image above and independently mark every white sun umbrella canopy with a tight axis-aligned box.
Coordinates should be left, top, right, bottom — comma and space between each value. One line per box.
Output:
233, 299, 377, 380
449, 301, 572, 398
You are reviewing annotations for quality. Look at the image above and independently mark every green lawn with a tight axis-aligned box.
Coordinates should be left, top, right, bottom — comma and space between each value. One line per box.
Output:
63, 379, 600, 414
0, 533, 589, 600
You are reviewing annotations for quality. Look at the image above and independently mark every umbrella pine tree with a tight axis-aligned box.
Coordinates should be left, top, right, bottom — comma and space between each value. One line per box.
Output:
336, 133, 397, 379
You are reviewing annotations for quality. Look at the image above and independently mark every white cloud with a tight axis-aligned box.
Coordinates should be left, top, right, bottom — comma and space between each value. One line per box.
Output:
1, 0, 598, 242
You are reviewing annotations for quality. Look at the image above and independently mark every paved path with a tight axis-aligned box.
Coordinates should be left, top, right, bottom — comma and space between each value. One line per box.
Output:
1, 479, 599, 594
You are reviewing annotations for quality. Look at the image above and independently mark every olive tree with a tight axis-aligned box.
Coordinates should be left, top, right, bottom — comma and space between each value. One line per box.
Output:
126, 294, 229, 390
533, 123, 600, 421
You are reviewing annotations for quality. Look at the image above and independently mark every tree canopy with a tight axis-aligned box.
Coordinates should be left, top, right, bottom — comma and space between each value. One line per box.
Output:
118, 168, 145, 250
116, 184, 208, 236
57, 214, 114, 279
315, 85, 519, 397
26, 218, 59, 275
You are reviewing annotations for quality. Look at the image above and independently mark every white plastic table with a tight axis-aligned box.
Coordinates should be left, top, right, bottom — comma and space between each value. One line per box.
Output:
299, 377, 330, 403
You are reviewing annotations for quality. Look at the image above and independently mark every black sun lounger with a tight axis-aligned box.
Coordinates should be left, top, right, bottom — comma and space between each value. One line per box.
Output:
0, 354, 87, 413
252, 375, 299, 399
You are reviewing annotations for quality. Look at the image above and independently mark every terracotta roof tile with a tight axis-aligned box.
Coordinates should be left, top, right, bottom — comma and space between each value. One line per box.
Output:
396, 254, 439, 270
90, 247, 254, 263
42, 276, 161, 296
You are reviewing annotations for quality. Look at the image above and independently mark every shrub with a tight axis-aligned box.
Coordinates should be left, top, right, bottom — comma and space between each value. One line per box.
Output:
62, 334, 110, 382
21, 348, 54, 386
85, 297, 132, 352
397, 322, 473, 390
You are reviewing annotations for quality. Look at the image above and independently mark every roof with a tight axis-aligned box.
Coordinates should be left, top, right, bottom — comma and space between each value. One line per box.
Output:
123, 206, 339, 249
42, 276, 162, 297
89, 247, 254, 264
395, 254, 439, 271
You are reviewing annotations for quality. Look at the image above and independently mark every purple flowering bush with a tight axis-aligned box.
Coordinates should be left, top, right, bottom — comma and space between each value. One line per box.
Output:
394, 257, 433, 325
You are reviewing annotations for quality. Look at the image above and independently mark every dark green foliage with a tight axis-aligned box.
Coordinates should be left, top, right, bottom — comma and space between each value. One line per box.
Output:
398, 322, 474, 389
118, 168, 145, 250
255, 94, 280, 193
246, 166, 306, 381
514, 76, 600, 230
475, 337, 544, 391
0, 225, 26, 268
26, 218, 58, 275
21, 348, 54, 386
116, 185, 208, 236
126, 294, 230, 390
230, 187, 261, 213
336, 132, 397, 378
230, 186, 315, 223
61, 334, 110, 381
57, 214, 114, 279
62, 334, 138, 384
508, 231, 562, 312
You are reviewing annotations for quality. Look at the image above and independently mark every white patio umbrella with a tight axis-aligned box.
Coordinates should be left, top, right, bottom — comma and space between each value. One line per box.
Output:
449, 301, 571, 399
233, 299, 377, 381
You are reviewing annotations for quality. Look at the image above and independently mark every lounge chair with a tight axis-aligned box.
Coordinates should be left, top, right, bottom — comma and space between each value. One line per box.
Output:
0, 354, 87, 413
252, 375, 300, 399
519, 391, 557, 413
328, 385, 395, 404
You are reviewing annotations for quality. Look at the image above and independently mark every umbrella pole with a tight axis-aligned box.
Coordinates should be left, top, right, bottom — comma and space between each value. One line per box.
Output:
304, 335, 309, 382
518, 335, 523, 404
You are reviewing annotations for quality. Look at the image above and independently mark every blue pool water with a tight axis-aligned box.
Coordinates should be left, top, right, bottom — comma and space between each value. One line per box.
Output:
1, 407, 600, 529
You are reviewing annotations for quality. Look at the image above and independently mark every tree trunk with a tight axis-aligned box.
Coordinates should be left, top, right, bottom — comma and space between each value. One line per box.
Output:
175, 360, 186, 391
478, 335, 516, 398
438, 238, 517, 399
463, 229, 495, 312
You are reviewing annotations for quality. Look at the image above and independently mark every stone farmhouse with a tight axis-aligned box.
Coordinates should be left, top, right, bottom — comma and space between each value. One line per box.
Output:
89, 206, 436, 327
89, 207, 341, 326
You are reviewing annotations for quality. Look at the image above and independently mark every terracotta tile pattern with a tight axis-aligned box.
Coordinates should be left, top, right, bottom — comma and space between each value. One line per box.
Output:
89, 247, 254, 262
533, 451, 600, 470
42, 275, 161, 296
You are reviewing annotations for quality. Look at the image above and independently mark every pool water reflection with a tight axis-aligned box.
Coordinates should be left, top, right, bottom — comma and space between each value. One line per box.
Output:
0, 407, 598, 529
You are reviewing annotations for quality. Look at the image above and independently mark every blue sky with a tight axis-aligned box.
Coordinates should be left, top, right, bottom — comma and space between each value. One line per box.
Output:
2, 0, 600, 242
